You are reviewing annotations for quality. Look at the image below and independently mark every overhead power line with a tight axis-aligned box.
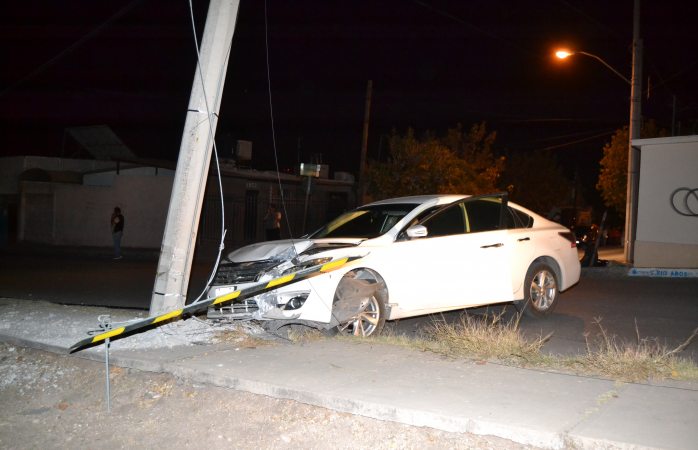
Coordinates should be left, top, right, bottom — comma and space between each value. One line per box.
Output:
0, 0, 143, 98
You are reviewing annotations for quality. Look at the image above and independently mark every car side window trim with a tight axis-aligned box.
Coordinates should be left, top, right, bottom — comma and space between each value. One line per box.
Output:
415, 193, 509, 238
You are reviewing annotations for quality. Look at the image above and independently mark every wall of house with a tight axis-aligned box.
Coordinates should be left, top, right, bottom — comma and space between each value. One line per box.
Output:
198, 174, 355, 250
634, 136, 698, 268
20, 175, 174, 247
14, 160, 355, 250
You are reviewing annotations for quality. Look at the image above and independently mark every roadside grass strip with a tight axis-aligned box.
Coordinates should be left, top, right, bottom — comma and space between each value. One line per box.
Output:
353, 312, 698, 382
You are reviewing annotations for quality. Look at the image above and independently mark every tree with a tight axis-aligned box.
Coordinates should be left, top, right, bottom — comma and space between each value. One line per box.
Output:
501, 149, 572, 216
366, 123, 504, 199
596, 121, 665, 213
443, 122, 503, 194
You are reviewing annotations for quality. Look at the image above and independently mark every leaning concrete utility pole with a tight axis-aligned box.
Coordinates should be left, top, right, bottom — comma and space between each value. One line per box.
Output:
624, 0, 642, 264
150, 0, 240, 315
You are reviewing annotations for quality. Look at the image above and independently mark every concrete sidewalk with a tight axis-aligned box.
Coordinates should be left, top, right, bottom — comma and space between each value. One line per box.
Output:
1, 297, 696, 450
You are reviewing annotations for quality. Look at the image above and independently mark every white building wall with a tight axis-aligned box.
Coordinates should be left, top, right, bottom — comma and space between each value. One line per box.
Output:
21, 175, 173, 248
634, 136, 698, 268
83, 166, 175, 187
0, 157, 27, 196
8, 156, 354, 250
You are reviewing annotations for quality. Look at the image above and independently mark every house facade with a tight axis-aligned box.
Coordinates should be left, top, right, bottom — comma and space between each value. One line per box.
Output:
0, 156, 355, 251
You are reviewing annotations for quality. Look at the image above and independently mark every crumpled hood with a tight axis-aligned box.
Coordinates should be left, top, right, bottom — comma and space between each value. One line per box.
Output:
227, 238, 365, 263
227, 239, 313, 263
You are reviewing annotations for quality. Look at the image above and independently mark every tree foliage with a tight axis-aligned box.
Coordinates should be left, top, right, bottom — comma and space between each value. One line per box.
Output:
366, 122, 504, 199
596, 121, 665, 213
501, 149, 571, 215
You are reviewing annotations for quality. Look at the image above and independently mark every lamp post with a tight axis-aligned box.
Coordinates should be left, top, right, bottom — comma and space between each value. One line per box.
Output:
555, 50, 630, 84
554, 4, 642, 264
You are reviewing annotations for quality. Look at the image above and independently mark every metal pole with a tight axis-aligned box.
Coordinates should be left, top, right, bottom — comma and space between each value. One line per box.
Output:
624, 0, 642, 264
671, 95, 677, 136
105, 337, 111, 413
150, 0, 240, 315
302, 176, 312, 234
578, 52, 630, 84
358, 80, 373, 204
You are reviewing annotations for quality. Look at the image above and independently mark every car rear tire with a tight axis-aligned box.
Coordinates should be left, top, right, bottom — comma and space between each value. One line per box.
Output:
518, 262, 558, 318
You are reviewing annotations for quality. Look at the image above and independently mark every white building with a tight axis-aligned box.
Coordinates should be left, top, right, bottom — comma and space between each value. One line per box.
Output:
0, 156, 355, 251
633, 135, 698, 268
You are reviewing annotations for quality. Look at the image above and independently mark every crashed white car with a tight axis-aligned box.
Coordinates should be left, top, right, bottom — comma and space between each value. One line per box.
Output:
208, 194, 580, 336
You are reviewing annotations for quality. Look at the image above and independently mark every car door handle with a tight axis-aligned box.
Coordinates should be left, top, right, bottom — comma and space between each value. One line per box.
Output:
481, 243, 503, 248
517, 237, 530, 242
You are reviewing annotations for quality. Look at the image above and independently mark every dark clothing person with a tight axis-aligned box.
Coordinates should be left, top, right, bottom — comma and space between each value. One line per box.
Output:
111, 207, 124, 259
264, 204, 282, 241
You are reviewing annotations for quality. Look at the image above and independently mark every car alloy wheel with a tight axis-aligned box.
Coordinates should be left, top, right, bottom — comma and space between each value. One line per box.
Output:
337, 294, 383, 336
520, 262, 558, 318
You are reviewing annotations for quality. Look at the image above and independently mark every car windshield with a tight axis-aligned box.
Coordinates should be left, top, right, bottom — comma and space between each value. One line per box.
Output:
308, 203, 420, 239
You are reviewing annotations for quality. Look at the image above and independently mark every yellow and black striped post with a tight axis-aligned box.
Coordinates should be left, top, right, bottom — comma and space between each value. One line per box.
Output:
69, 256, 362, 353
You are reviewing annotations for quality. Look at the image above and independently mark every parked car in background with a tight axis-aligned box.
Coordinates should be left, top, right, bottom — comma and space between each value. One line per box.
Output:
208, 194, 581, 336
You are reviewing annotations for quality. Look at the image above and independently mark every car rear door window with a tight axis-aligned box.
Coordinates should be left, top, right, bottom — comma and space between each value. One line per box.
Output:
464, 198, 502, 232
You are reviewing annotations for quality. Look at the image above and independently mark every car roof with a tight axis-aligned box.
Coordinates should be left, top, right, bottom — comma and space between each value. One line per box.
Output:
363, 195, 467, 207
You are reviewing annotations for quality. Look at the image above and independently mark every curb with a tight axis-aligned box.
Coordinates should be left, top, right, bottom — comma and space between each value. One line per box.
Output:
580, 262, 630, 278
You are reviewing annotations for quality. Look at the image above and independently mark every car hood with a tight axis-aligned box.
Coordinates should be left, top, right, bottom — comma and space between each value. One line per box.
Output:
227, 238, 364, 263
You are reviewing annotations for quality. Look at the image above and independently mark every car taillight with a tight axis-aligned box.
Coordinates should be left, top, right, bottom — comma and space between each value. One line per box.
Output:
559, 231, 576, 248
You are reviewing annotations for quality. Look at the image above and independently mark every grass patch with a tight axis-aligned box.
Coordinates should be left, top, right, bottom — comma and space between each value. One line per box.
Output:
286, 326, 326, 343
333, 311, 698, 383
560, 319, 698, 382
214, 322, 275, 348
423, 311, 551, 365
337, 327, 434, 352
235, 308, 697, 382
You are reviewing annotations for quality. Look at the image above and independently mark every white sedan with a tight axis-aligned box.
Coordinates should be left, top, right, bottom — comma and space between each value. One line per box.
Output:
207, 194, 581, 336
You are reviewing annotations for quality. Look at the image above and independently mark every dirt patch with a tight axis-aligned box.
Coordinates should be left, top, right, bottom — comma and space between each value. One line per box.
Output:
0, 343, 536, 449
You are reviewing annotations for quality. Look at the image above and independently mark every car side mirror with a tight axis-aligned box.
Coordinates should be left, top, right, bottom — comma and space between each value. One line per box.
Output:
405, 224, 428, 239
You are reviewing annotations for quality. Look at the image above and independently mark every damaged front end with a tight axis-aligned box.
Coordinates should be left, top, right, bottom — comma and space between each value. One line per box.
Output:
207, 289, 312, 321
207, 239, 363, 324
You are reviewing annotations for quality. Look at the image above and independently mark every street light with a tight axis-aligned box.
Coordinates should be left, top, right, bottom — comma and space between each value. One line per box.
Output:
554, 35, 642, 266
555, 50, 630, 85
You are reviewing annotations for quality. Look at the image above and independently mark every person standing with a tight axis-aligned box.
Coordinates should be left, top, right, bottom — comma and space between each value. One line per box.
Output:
263, 204, 282, 241
111, 207, 124, 259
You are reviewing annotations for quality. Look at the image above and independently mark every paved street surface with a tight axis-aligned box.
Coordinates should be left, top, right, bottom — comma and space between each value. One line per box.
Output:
5, 244, 695, 362
1, 244, 697, 449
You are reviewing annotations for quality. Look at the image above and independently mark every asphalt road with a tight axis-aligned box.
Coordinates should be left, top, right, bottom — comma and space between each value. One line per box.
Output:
1, 245, 696, 361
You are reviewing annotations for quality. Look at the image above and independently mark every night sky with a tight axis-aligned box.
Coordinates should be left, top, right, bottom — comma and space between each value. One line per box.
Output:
2, 0, 697, 192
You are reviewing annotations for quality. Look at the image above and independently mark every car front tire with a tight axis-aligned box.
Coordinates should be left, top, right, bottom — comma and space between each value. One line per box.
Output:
328, 271, 387, 337
336, 293, 385, 336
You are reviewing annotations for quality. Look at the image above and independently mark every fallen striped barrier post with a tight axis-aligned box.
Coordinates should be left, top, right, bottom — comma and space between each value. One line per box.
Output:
70, 255, 362, 352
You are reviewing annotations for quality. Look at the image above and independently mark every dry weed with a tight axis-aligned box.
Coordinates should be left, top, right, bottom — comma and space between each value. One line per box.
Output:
287, 326, 326, 343
215, 326, 274, 348
424, 310, 551, 363
563, 318, 698, 382
344, 313, 698, 382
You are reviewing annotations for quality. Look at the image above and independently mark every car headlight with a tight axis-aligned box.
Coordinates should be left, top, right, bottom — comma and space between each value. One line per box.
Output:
260, 257, 333, 281
281, 257, 333, 275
